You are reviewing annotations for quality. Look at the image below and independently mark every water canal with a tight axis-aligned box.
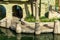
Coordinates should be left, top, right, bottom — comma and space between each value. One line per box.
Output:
0, 27, 59, 40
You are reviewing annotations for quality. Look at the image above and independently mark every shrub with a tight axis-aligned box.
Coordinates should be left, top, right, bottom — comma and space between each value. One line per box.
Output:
40, 18, 59, 22
25, 15, 60, 22
40, 16, 47, 19
25, 14, 35, 22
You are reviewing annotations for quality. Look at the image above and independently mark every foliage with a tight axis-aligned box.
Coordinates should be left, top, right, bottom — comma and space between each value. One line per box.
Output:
55, 0, 59, 7
40, 16, 60, 22
25, 15, 60, 22
40, 17, 60, 22
25, 14, 35, 22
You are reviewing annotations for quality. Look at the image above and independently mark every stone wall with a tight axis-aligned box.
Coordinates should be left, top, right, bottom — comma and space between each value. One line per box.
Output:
0, 2, 32, 28
48, 10, 60, 19
40, 0, 55, 17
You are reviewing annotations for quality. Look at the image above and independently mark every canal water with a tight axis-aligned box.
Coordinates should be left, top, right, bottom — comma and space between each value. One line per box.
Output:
0, 27, 59, 40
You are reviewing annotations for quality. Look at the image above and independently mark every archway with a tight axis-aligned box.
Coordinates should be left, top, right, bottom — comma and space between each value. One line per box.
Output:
0, 5, 6, 20
12, 5, 23, 20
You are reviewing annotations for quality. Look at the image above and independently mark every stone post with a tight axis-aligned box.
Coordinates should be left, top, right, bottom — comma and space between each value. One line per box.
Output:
33, 3, 35, 17
54, 20, 60, 34
35, 0, 41, 35
16, 22, 21, 33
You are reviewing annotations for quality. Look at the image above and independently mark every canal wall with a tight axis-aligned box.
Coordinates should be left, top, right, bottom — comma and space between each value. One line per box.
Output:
0, 18, 60, 35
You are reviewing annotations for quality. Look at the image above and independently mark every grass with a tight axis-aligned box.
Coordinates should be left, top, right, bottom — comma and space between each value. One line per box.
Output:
25, 15, 36, 22
25, 16, 60, 22
40, 16, 60, 22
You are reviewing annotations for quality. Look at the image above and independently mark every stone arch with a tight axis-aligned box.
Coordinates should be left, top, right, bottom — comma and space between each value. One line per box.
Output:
12, 5, 23, 20
0, 5, 6, 20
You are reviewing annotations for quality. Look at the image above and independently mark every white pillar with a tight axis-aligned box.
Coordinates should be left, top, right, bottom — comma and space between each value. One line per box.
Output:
35, 0, 39, 22
54, 20, 60, 34
33, 4, 35, 17
35, 0, 41, 35
16, 22, 21, 33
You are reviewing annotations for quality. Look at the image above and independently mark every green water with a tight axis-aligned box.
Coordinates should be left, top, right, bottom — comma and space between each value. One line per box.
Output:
0, 27, 59, 40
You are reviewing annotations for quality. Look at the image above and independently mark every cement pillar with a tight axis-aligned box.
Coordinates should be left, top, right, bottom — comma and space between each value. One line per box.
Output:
35, 0, 39, 21
16, 22, 21, 33
33, 4, 35, 17
35, 0, 41, 35
35, 22, 41, 35
54, 20, 60, 34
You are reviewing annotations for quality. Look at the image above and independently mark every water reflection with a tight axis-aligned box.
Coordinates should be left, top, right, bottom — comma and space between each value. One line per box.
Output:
34, 33, 54, 40
0, 27, 34, 40
0, 27, 59, 40
34, 35, 40, 40
54, 34, 60, 40
16, 34, 21, 40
